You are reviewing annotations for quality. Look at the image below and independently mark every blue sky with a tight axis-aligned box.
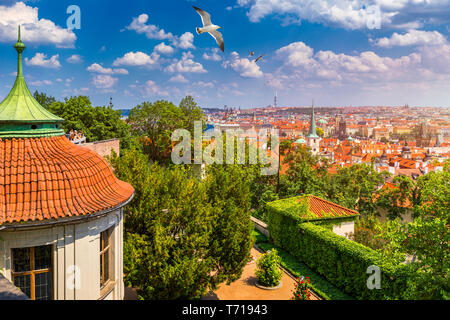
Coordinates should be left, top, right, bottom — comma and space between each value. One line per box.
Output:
0, 0, 449, 109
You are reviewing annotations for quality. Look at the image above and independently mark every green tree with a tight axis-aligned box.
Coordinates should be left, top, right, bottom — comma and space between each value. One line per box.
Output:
127, 97, 203, 164
327, 164, 386, 216
109, 148, 253, 299
179, 95, 204, 135
204, 164, 254, 289
316, 127, 324, 137
380, 167, 449, 299
33, 90, 56, 109
375, 175, 417, 220
279, 145, 329, 198
47, 95, 131, 149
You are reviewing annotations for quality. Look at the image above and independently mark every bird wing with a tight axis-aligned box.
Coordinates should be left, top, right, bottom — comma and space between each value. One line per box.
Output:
193, 6, 212, 26
255, 54, 264, 62
209, 30, 224, 52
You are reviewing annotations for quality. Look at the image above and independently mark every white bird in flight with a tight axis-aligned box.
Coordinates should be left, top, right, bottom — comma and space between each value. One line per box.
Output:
193, 6, 224, 52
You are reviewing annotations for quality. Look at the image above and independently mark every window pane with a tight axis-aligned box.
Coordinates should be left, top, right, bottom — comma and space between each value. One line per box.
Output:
35, 272, 52, 300
34, 245, 52, 270
12, 248, 30, 272
104, 250, 109, 283
100, 253, 103, 285
13, 274, 31, 298
104, 230, 109, 248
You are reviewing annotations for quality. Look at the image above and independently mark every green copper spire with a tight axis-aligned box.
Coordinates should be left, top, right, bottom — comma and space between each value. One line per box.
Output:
307, 98, 319, 138
0, 26, 65, 138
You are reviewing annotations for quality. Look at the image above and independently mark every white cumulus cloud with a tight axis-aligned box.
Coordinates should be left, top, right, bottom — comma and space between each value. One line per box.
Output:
126, 14, 195, 49
236, 0, 450, 30
87, 63, 129, 75
25, 53, 61, 68
374, 29, 447, 47
0, 2, 76, 47
66, 54, 83, 64
154, 42, 174, 55
203, 48, 222, 61
92, 74, 118, 89
222, 51, 264, 78
166, 52, 207, 73
169, 74, 188, 83
113, 51, 160, 68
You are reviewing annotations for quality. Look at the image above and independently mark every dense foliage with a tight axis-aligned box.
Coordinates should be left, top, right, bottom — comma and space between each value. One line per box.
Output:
252, 145, 387, 222
126, 96, 204, 163
255, 249, 282, 287
266, 199, 410, 299
34, 92, 131, 150
109, 147, 253, 299
378, 167, 449, 299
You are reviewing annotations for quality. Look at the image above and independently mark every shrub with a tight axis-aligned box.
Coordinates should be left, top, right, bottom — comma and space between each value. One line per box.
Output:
293, 276, 312, 300
255, 249, 282, 287
267, 198, 411, 299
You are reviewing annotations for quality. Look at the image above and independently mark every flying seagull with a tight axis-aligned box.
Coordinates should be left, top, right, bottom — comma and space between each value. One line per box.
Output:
255, 54, 265, 63
193, 6, 224, 52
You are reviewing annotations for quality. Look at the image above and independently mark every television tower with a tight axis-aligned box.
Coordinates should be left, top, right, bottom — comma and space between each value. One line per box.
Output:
274, 91, 278, 108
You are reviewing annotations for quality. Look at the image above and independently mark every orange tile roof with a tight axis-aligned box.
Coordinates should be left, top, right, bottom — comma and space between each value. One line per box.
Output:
0, 136, 134, 224
301, 195, 359, 219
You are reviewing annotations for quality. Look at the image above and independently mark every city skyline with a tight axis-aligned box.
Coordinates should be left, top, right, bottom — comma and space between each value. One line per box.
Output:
0, 0, 449, 109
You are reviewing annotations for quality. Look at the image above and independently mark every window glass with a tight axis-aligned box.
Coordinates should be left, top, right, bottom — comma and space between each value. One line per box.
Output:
13, 274, 31, 298
12, 246, 53, 300
35, 272, 53, 300
34, 245, 52, 270
12, 247, 30, 272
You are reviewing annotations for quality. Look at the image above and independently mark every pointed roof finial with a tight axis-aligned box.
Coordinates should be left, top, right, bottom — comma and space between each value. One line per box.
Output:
14, 25, 26, 54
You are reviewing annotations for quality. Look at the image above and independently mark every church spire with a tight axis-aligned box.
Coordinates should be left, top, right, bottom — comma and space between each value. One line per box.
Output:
307, 98, 318, 138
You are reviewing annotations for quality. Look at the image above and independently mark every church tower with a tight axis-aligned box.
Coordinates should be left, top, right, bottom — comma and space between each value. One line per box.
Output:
307, 99, 320, 155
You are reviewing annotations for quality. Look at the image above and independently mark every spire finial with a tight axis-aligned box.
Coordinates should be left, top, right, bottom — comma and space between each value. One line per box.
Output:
13, 25, 26, 77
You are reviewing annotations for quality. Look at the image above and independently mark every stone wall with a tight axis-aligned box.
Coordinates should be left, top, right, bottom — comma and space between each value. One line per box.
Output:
81, 139, 120, 158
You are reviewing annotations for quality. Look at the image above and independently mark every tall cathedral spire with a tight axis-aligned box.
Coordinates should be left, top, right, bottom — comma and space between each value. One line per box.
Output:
307, 98, 318, 138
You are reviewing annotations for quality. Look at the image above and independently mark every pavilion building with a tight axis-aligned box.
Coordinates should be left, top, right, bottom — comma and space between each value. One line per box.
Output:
0, 27, 134, 300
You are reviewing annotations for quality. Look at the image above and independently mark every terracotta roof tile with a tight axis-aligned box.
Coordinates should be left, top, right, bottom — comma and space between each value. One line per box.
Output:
300, 195, 359, 219
0, 136, 134, 224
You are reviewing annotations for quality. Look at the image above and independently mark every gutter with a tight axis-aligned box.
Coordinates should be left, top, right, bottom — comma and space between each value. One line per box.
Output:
0, 192, 134, 231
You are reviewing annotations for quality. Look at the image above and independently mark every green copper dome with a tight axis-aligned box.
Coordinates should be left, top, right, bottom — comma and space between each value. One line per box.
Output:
0, 26, 64, 138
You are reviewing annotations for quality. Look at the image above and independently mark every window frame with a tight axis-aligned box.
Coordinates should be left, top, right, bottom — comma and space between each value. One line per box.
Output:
11, 245, 54, 300
100, 227, 114, 289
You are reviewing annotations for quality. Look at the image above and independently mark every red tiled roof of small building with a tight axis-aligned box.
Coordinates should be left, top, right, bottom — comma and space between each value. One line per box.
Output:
0, 136, 134, 224
300, 194, 359, 219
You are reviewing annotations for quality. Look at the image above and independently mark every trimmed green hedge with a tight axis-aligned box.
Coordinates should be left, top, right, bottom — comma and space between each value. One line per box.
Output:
267, 199, 411, 300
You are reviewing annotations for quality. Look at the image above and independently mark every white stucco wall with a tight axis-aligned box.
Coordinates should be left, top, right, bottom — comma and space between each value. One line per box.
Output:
332, 221, 355, 239
0, 208, 124, 300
